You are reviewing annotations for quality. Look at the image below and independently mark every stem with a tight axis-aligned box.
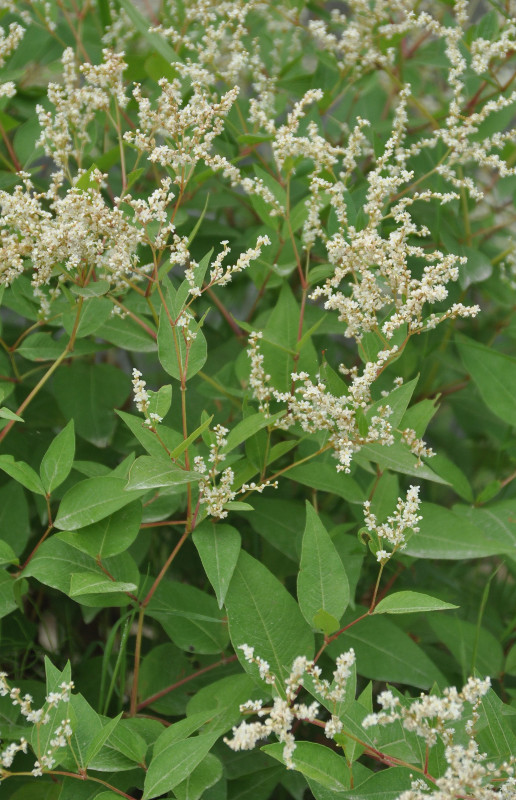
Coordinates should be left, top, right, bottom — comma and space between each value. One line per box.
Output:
129, 607, 145, 717
313, 611, 370, 663
142, 528, 190, 608
19, 523, 54, 572
0, 349, 68, 447
370, 564, 385, 610
136, 654, 237, 712
205, 287, 243, 336
51, 771, 138, 800
0, 298, 84, 447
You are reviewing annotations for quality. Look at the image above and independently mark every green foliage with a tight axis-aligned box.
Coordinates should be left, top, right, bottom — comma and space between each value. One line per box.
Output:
0, 2, 516, 799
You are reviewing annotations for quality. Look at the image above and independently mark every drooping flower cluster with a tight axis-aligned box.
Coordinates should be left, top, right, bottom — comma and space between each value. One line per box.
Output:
363, 485, 422, 563
224, 646, 355, 768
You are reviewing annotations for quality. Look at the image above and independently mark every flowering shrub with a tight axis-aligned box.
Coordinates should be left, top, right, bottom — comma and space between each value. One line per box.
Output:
1, 0, 516, 798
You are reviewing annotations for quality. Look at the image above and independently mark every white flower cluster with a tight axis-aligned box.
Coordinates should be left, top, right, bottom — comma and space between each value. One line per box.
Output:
363, 485, 422, 563
398, 740, 516, 800
131, 369, 162, 427
0, 22, 24, 98
185, 235, 271, 298
124, 78, 240, 180
0, 172, 142, 292
363, 676, 516, 799
224, 646, 355, 768
0, 672, 73, 779
194, 424, 277, 518
247, 336, 413, 474
37, 47, 128, 169
363, 675, 491, 745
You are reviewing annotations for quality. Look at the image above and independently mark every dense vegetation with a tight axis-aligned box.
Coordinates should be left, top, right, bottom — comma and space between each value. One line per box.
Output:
1, 1, 516, 798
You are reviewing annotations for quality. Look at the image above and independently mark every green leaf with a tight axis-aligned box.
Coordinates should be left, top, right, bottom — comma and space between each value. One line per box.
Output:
373, 591, 458, 615
340, 767, 415, 800
118, 0, 182, 63
327, 608, 446, 689
225, 550, 314, 689
169, 414, 214, 460
54, 475, 147, 530
404, 502, 513, 559
125, 455, 201, 491
457, 335, 516, 424
192, 521, 241, 608
285, 462, 363, 503
16, 333, 67, 362
57, 501, 142, 559
70, 279, 110, 298
173, 753, 223, 800
367, 377, 419, 430
298, 502, 350, 633
0, 570, 17, 619
0, 540, 17, 567
158, 307, 207, 381
84, 714, 122, 766
116, 410, 165, 459
40, 419, 75, 495
0, 407, 23, 422
62, 297, 112, 338
263, 741, 350, 792
69, 574, 137, 597
359, 440, 447, 483
427, 615, 504, 678
54, 363, 131, 447
186, 673, 260, 731
0, 482, 30, 556
23, 538, 138, 606
223, 411, 284, 454
143, 731, 220, 800
146, 581, 229, 654
97, 314, 157, 352
312, 609, 340, 635
247, 496, 302, 560
147, 384, 172, 420
0, 455, 45, 495
476, 687, 516, 760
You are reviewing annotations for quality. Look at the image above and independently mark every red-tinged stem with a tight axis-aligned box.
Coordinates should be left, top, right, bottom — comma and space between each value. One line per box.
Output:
19, 523, 53, 572
0, 298, 83, 447
140, 520, 188, 528
142, 528, 190, 609
313, 611, 370, 663
10, 771, 137, 800
129, 607, 145, 717
206, 287, 243, 337
136, 654, 238, 712
110, 298, 157, 340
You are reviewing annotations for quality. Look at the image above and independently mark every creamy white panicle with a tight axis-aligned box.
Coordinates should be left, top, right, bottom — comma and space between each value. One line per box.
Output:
363, 485, 422, 562
224, 647, 355, 768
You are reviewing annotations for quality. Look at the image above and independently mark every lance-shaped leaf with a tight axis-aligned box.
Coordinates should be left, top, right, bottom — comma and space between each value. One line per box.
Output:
372, 591, 458, 615
225, 550, 314, 689
54, 476, 147, 530
298, 502, 350, 633
192, 521, 241, 608
125, 455, 202, 491
40, 419, 75, 494
143, 727, 220, 800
